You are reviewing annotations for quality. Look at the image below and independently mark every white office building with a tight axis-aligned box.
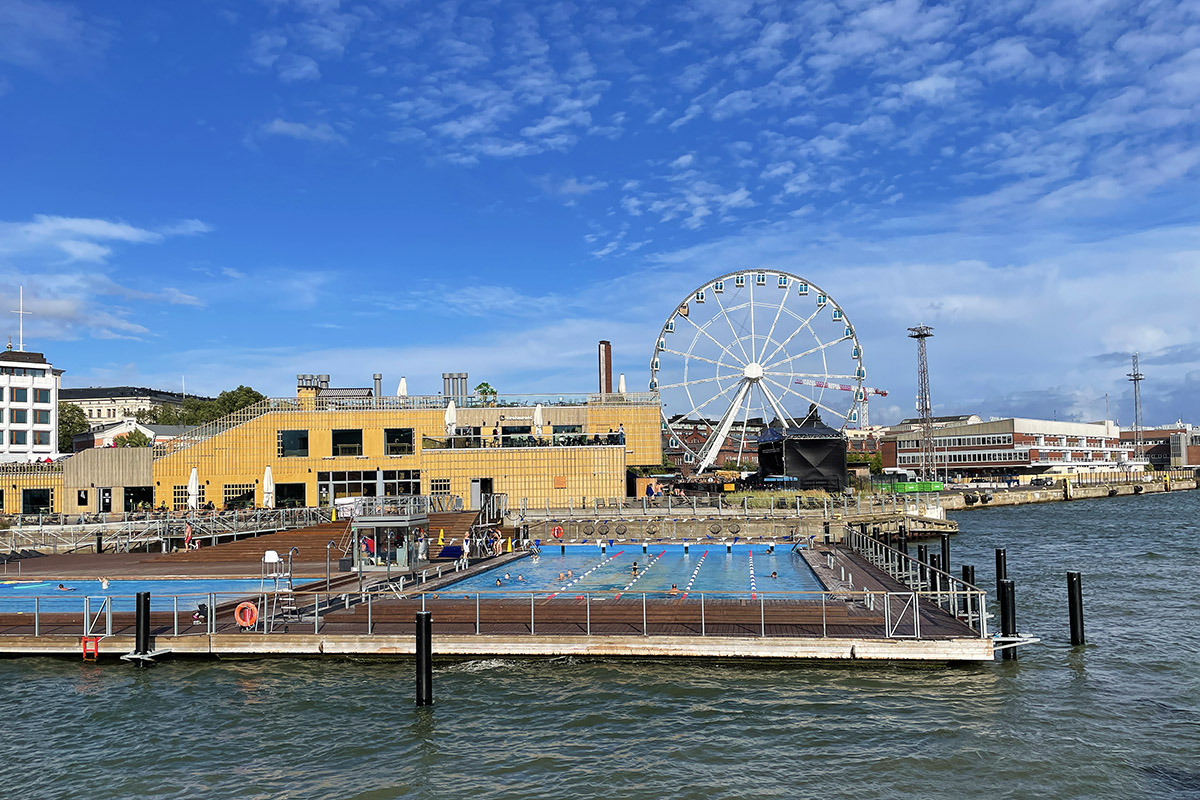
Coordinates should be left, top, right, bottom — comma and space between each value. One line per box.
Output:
0, 344, 63, 462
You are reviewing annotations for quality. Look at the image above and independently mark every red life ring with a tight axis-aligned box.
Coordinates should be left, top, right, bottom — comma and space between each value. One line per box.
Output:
234, 602, 259, 628
552, 526, 564, 539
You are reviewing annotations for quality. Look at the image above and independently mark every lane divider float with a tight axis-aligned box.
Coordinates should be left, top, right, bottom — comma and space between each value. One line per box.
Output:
615, 550, 666, 599
547, 550, 624, 599
681, 550, 709, 599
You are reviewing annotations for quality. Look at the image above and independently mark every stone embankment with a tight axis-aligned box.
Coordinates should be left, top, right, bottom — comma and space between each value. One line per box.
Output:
942, 477, 1197, 511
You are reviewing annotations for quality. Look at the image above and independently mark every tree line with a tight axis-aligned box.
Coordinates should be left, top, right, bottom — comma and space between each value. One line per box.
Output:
57, 385, 265, 451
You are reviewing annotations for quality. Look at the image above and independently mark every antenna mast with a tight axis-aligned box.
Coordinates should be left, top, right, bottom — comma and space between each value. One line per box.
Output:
10, 286, 31, 352
908, 325, 936, 481
1128, 353, 1144, 463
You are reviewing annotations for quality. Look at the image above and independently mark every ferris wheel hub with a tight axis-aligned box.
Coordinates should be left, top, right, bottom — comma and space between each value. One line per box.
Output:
743, 362, 764, 380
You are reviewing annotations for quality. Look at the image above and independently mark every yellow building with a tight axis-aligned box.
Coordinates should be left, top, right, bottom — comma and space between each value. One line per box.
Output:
1, 379, 662, 515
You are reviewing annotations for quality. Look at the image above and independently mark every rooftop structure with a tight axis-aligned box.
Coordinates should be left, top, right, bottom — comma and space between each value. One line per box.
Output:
0, 345, 63, 463
60, 385, 204, 427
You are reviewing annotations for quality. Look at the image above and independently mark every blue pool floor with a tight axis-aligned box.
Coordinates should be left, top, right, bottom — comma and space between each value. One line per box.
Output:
443, 544, 825, 597
0, 578, 265, 612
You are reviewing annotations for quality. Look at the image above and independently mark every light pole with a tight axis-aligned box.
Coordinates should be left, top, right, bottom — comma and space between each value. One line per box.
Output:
386, 531, 394, 582
357, 536, 364, 592
287, 546, 299, 591
326, 540, 336, 591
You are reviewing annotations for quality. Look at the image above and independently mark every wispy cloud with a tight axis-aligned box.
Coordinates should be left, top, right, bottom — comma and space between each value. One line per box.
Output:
257, 118, 346, 144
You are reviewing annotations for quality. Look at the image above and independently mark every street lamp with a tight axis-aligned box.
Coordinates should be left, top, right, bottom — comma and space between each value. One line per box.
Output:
357, 536, 365, 592
326, 540, 336, 591
287, 546, 299, 591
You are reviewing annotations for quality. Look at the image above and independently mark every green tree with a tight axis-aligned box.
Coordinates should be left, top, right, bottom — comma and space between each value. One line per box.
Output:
114, 429, 153, 447
474, 381, 497, 406
58, 403, 89, 453
135, 385, 265, 426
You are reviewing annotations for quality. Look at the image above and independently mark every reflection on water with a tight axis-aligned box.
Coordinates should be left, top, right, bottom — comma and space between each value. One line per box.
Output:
3, 491, 1199, 799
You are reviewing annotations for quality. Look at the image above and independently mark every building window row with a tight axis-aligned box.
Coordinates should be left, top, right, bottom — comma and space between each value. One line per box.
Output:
430, 478, 451, 495
278, 428, 416, 458
0, 367, 47, 377
899, 434, 1014, 449
898, 450, 1027, 465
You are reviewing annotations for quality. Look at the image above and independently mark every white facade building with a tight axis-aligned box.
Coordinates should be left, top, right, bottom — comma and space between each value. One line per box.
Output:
0, 344, 62, 462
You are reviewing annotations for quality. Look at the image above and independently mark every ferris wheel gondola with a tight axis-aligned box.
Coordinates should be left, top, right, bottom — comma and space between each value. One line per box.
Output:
651, 270, 865, 474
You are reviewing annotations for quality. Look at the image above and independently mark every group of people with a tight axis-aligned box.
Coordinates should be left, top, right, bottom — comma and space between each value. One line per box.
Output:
494, 572, 526, 585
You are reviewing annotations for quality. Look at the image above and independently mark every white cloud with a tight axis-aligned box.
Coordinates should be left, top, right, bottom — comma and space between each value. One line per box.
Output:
670, 154, 694, 169
258, 119, 346, 144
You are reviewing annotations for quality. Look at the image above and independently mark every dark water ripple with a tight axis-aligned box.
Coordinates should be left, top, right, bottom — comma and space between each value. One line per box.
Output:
5, 491, 1200, 799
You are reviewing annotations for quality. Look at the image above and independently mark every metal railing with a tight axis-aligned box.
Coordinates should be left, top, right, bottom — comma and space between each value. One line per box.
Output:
843, 527, 988, 638
511, 492, 944, 521
0, 586, 987, 643
1, 507, 335, 554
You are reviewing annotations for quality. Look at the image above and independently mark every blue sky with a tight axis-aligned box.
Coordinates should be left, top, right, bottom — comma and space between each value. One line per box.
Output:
2, 0, 1199, 427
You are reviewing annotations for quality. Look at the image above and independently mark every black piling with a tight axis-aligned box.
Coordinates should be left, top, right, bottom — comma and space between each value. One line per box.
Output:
999, 578, 1017, 661
96, 531, 104, 555
995, 548, 1008, 595
917, 545, 929, 588
1068, 571, 1085, 646
940, 533, 951, 576
898, 531, 908, 556
134, 591, 150, 656
415, 611, 433, 706
960, 565, 975, 615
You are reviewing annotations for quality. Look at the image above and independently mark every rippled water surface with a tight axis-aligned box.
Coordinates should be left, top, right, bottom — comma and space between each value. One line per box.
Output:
6, 491, 1199, 799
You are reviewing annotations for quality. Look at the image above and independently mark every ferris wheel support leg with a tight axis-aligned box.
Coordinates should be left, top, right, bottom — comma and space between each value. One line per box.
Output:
696, 379, 751, 474
758, 380, 799, 429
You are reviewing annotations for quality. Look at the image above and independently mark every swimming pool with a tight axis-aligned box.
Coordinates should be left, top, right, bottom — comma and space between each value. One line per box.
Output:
444, 543, 825, 597
0, 578, 265, 613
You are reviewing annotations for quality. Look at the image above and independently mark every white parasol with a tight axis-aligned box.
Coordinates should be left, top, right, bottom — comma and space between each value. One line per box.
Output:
262, 465, 275, 509
397, 377, 407, 397
444, 399, 457, 436
187, 467, 199, 510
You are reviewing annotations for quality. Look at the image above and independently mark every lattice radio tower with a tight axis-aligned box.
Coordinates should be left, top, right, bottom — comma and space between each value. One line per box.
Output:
908, 325, 936, 481
1128, 352, 1145, 462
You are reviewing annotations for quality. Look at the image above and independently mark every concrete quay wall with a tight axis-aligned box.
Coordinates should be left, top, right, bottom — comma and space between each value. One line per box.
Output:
0, 633, 993, 662
942, 478, 1197, 512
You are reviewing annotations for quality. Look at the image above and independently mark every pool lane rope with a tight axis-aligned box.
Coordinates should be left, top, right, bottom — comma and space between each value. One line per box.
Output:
615, 550, 666, 598
547, 550, 624, 599
680, 550, 709, 599
749, 550, 757, 600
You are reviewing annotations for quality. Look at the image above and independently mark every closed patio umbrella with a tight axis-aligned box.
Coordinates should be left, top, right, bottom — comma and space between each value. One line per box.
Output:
618, 373, 627, 393
262, 465, 275, 509
397, 377, 407, 396
444, 399, 457, 436
533, 403, 544, 432
187, 467, 199, 510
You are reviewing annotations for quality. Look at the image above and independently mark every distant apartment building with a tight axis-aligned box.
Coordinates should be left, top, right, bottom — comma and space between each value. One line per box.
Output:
0, 345, 63, 462
881, 417, 1138, 478
1168, 426, 1200, 468
59, 386, 191, 426
1120, 424, 1195, 470
663, 416, 766, 476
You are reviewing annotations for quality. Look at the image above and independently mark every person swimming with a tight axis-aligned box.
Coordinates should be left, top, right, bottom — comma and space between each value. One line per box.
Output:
631, 561, 639, 575
558, 572, 566, 581
503, 573, 511, 580
97, 577, 110, 590
517, 574, 526, 582
770, 571, 778, 579
57, 583, 75, 592
668, 584, 679, 595
495, 578, 502, 586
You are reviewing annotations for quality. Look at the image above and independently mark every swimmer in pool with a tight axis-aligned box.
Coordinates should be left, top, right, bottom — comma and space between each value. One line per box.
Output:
668, 584, 679, 595
566, 570, 573, 579
770, 571, 778, 579
558, 572, 566, 581
495, 578, 502, 586
631, 561, 638, 575
503, 573, 511, 580
97, 577, 110, 590
57, 583, 75, 591
517, 575, 526, 582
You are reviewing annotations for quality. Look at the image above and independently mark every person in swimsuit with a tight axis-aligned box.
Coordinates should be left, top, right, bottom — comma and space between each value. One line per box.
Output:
57, 584, 75, 591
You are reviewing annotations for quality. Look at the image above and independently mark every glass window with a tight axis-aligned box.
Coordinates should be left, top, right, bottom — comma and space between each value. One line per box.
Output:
430, 478, 451, 495
33, 430, 51, 445
34, 388, 50, 404
11, 387, 27, 403
332, 429, 363, 456
223, 483, 255, 509
278, 429, 309, 457
384, 428, 414, 455
11, 409, 27, 424
11, 430, 26, 445
34, 410, 50, 425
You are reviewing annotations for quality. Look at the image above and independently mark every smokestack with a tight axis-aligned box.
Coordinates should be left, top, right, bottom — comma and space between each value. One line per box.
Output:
373, 373, 382, 397
318, 374, 330, 390
598, 340, 613, 394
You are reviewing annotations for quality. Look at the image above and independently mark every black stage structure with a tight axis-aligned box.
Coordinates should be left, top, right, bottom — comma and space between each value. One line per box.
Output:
756, 423, 848, 492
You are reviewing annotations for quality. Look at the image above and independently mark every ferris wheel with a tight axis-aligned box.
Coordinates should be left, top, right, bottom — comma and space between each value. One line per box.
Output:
650, 269, 866, 474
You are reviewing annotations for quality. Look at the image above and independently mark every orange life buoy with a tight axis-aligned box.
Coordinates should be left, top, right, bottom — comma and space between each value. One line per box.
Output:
552, 526, 564, 539
234, 602, 259, 628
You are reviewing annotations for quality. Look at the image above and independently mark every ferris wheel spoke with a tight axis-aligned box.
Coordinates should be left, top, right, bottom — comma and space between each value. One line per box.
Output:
763, 336, 850, 372
657, 373, 742, 391
759, 306, 822, 366
735, 384, 754, 467
677, 312, 748, 367
711, 289, 753, 365
657, 347, 736, 370
771, 376, 848, 422
764, 371, 861, 382
696, 379, 751, 474
679, 377, 744, 423
757, 287, 790, 363
757, 379, 800, 429
749, 277, 756, 360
